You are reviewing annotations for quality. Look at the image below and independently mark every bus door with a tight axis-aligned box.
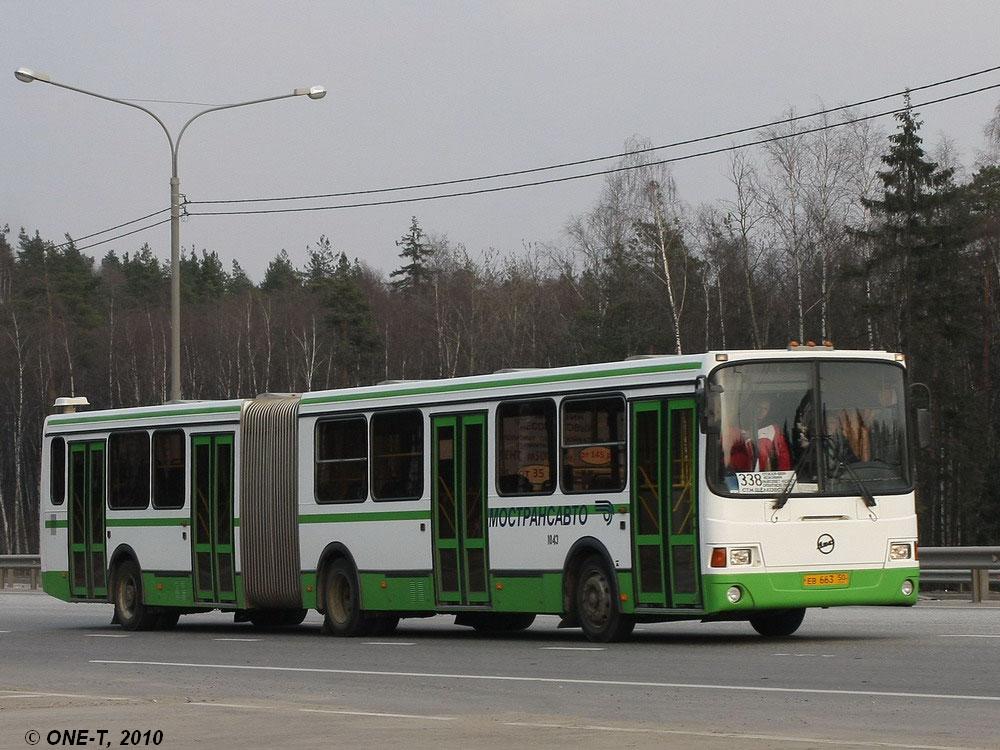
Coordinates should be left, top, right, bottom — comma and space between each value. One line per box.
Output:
631, 399, 701, 608
68, 440, 107, 599
191, 433, 236, 604
431, 413, 490, 606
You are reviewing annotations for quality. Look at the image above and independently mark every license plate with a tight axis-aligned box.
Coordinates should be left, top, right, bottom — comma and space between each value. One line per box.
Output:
802, 572, 850, 587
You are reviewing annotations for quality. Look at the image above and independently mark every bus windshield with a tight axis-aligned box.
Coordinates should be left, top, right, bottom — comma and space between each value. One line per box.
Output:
708, 360, 910, 497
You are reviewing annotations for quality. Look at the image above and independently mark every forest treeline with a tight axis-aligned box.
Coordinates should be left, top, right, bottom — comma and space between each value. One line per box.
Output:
2, 102, 999, 553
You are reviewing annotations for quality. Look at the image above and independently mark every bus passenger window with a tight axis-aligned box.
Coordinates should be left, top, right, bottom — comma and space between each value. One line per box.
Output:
108, 431, 151, 510
153, 430, 185, 509
371, 410, 423, 501
315, 417, 368, 503
561, 396, 626, 493
497, 400, 556, 496
50, 437, 66, 506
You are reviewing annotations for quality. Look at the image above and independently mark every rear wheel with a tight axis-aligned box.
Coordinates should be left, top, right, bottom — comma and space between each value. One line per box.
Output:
576, 556, 634, 643
321, 559, 373, 636
749, 608, 806, 637
112, 560, 158, 631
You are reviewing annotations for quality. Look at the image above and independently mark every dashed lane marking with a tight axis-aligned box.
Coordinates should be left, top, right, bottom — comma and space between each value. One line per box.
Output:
503, 721, 981, 750
362, 642, 416, 646
90, 659, 1000, 703
938, 634, 1000, 638
188, 701, 454, 721
540, 647, 606, 651
84, 634, 128, 638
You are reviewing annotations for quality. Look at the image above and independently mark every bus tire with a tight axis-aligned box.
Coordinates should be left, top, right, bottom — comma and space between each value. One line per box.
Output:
321, 558, 373, 637
749, 608, 806, 637
576, 555, 634, 643
111, 560, 158, 631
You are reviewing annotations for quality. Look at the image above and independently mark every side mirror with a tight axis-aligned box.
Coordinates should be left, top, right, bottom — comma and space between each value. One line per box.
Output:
696, 375, 722, 434
916, 408, 931, 450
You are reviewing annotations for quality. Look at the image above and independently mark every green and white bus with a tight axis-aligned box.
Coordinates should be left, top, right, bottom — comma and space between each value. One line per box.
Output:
39, 347, 919, 642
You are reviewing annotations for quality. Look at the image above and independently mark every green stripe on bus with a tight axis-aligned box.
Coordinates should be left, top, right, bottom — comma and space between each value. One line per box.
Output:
299, 510, 431, 524
301, 361, 701, 405
44, 519, 69, 529
49, 404, 241, 427
105, 517, 189, 527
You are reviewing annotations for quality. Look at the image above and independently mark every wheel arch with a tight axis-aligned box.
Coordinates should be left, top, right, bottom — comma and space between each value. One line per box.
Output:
107, 543, 140, 582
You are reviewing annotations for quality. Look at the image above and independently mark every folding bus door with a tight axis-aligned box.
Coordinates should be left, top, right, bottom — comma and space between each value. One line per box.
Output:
631, 399, 701, 608
68, 440, 107, 600
431, 413, 490, 606
191, 433, 236, 604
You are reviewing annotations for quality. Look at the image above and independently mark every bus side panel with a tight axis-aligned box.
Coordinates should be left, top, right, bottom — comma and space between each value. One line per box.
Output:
40, 433, 71, 601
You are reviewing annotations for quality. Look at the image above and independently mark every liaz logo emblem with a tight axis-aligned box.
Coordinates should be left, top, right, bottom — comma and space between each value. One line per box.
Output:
817, 534, 835, 555
595, 500, 614, 525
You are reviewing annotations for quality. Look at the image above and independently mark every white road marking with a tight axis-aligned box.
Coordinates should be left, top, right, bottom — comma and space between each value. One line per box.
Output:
939, 634, 1000, 638
212, 638, 261, 642
84, 633, 128, 638
0, 694, 45, 699
188, 702, 270, 709
0, 689, 134, 702
362, 642, 415, 646
188, 701, 454, 722
0, 630, 11, 633
540, 646, 606, 651
772, 653, 835, 658
90, 659, 1000, 703
503, 721, 977, 750
300, 708, 454, 721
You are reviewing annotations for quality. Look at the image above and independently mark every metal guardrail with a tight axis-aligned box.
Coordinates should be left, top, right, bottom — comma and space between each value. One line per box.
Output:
0, 555, 41, 590
919, 546, 1000, 603
2, 548, 998, 599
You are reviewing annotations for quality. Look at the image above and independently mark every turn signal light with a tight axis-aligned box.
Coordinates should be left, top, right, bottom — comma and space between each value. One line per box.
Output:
710, 547, 727, 568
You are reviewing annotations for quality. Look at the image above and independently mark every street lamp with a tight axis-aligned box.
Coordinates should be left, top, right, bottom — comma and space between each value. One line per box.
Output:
15, 67, 326, 402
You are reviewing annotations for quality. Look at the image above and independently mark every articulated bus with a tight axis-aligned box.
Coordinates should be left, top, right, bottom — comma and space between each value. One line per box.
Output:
38, 348, 919, 642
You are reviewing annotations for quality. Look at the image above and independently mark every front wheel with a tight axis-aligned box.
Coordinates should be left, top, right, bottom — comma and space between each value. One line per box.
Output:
576, 556, 634, 643
749, 608, 806, 637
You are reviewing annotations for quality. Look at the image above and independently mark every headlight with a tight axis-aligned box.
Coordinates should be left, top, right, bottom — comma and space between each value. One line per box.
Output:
889, 543, 912, 560
726, 586, 743, 603
729, 548, 752, 566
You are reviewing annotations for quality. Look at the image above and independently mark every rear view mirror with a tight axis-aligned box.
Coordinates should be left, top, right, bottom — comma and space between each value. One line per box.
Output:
696, 375, 722, 434
916, 408, 931, 450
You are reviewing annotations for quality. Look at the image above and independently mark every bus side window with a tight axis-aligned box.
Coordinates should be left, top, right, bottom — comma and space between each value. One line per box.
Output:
108, 431, 151, 510
315, 416, 368, 503
152, 430, 185, 509
50, 437, 66, 506
371, 410, 423, 502
561, 396, 626, 493
496, 400, 556, 496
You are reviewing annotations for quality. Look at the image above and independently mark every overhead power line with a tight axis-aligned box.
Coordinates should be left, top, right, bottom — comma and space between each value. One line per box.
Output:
187, 80, 1000, 218
190, 63, 1000, 207
53, 207, 172, 250
73, 217, 172, 252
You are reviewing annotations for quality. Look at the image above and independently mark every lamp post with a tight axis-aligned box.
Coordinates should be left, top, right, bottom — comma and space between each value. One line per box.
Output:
15, 67, 326, 402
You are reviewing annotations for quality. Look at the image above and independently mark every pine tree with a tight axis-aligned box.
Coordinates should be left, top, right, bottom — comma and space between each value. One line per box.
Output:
390, 217, 433, 293
261, 249, 301, 292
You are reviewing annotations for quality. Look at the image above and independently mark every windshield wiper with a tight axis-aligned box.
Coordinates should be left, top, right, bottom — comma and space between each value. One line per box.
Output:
824, 436, 877, 508
772, 446, 814, 510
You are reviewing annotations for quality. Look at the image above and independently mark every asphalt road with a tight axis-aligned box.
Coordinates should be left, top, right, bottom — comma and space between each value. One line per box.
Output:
1, 593, 998, 750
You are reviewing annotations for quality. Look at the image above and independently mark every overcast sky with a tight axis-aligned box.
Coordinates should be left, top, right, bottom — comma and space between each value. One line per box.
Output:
6, 1, 1000, 280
